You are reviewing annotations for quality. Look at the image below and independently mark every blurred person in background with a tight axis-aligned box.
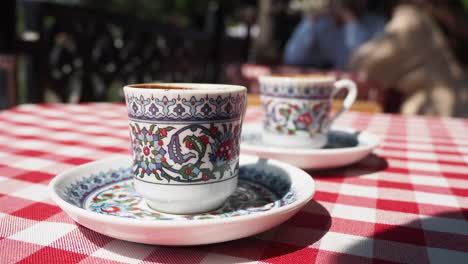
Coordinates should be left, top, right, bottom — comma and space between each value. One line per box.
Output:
283, 0, 386, 70
350, 0, 468, 117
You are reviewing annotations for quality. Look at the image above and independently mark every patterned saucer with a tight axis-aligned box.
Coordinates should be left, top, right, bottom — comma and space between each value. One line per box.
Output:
49, 154, 315, 245
241, 122, 380, 169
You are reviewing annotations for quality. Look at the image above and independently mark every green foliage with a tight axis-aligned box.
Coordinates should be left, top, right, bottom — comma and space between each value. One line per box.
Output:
183, 135, 207, 155
179, 164, 192, 179
279, 108, 290, 118
463, 0, 468, 11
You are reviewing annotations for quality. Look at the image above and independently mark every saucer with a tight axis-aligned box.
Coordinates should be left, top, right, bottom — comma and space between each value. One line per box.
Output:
49, 154, 315, 245
240, 122, 380, 169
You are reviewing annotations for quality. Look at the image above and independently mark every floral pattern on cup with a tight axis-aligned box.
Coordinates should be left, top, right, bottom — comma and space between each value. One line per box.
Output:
130, 122, 241, 183
126, 94, 246, 122
260, 83, 333, 99
262, 99, 331, 136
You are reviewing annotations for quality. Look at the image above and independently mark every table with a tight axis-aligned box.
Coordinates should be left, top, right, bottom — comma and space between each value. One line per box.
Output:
0, 103, 467, 263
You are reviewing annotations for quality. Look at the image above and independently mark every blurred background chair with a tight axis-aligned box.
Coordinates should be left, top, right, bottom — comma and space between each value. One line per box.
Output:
0, 0, 16, 109
6, 0, 465, 116
2, 0, 251, 107
18, 1, 247, 104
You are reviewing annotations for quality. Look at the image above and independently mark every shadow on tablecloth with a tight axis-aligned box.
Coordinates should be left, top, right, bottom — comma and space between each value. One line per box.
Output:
199, 200, 332, 262
332, 210, 468, 264
306, 154, 388, 178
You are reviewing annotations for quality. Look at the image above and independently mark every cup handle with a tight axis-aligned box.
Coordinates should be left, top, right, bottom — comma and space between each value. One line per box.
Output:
326, 79, 357, 129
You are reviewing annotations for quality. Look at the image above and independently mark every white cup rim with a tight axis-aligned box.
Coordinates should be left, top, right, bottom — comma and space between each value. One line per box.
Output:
259, 74, 336, 84
124, 83, 246, 94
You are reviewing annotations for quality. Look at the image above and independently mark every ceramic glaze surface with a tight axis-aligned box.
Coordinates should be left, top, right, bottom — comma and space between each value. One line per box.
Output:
259, 82, 334, 99
63, 166, 296, 221
125, 85, 246, 185
126, 93, 245, 122
258, 77, 357, 148
240, 122, 380, 169
129, 122, 240, 184
261, 97, 331, 136
124, 84, 246, 214
49, 155, 315, 245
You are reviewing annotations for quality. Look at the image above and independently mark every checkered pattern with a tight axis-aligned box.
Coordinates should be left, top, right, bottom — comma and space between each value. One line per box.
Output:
0, 104, 467, 264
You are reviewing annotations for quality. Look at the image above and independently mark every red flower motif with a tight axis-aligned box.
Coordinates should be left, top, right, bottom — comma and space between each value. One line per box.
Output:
158, 140, 164, 146
185, 167, 191, 175
313, 103, 322, 112
148, 130, 153, 135
160, 128, 167, 137
102, 206, 120, 213
185, 140, 193, 150
216, 140, 233, 161
202, 174, 209, 181
209, 126, 218, 135
143, 146, 150, 156
141, 168, 146, 174
200, 135, 209, 145
297, 112, 313, 128
161, 157, 166, 163
152, 168, 157, 174
113, 185, 121, 189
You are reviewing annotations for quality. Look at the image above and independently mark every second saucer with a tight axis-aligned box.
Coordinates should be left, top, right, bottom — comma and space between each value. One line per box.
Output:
241, 122, 380, 170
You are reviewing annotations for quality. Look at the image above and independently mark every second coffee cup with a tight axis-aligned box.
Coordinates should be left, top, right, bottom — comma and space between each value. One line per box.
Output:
259, 74, 357, 149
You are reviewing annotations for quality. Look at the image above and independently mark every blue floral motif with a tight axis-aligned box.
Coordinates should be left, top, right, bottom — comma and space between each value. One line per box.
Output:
182, 96, 204, 115
260, 83, 333, 99
131, 102, 139, 113
262, 99, 330, 135
173, 104, 186, 116
139, 160, 157, 174
134, 95, 151, 116
201, 104, 212, 115
148, 103, 159, 116
155, 96, 176, 115
224, 102, 233, 114
209, 96, 228, 114
63, 167, 133, 207
132, 126, 169, 179
62, 165, 298, 220
125, 93, 245, 122
234, 94, 246, 117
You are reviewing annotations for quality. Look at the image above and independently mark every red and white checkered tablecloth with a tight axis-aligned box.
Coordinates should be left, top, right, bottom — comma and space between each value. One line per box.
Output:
0, 103, 467, 264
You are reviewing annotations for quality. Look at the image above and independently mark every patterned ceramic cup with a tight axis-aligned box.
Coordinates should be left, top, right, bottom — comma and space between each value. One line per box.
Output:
259, 75, 357, 148
124, 83, 247, 214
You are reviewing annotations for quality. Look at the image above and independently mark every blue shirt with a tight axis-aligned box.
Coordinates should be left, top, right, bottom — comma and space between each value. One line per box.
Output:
283, 14, 386, 70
